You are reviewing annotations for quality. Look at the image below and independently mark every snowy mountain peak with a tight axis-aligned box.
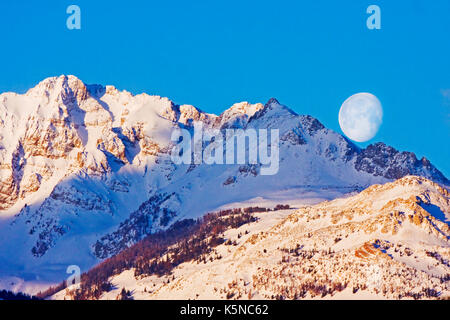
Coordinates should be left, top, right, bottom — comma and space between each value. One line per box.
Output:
218, 101, 264, 128
265, 97, 280, 106
0, 76, 448, 294
264, 97, 295, 115
26, 75, 88, 104
248, 97, 298, 125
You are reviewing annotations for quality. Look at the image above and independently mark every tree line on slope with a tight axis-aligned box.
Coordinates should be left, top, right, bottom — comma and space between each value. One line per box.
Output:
0, 290, 40, 300
37, 205, 288, 300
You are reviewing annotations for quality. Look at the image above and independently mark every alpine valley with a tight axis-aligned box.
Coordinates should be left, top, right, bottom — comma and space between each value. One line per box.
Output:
0, 75, 448, 299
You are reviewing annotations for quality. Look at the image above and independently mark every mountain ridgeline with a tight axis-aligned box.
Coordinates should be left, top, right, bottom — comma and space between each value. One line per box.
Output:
0, 75, 447, 290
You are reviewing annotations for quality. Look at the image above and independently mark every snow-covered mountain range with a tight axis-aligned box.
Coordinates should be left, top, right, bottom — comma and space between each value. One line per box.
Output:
0, 75, 447, 293
55, 176, 448, 300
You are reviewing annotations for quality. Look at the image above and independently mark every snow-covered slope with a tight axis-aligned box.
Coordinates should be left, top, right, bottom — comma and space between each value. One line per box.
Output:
59, 176, 449, 300
0, 75, 447, 293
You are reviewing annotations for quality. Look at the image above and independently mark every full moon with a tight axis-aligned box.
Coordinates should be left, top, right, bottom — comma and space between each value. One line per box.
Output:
338, 93, 383, 142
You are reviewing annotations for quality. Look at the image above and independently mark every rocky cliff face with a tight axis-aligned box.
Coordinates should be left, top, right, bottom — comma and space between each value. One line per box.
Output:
0, 75, 447, 288
355, 142, 448, 182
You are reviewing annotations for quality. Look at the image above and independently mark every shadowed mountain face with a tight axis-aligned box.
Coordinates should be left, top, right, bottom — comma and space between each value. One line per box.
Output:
0, 75, 447, 289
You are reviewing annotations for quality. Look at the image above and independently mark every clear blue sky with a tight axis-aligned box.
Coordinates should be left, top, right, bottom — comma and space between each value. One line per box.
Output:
0, 0, 449, 176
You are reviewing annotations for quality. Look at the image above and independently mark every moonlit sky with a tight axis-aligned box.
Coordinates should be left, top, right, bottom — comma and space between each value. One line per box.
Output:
0, 1, 449, 176
339, 93, 383, 143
